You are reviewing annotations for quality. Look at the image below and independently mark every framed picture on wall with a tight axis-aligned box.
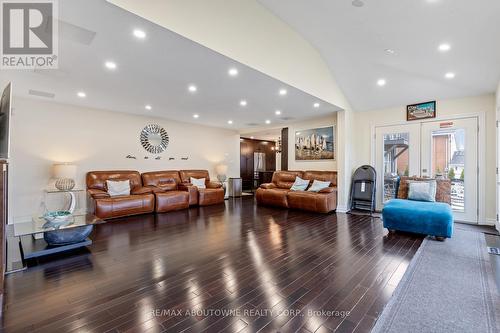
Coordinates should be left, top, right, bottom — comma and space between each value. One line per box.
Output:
407, 101, 436, 121
295, 126, 335, 160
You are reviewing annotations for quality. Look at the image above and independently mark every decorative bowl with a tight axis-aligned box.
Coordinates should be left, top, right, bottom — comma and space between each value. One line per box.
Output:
43, 210, 72, 223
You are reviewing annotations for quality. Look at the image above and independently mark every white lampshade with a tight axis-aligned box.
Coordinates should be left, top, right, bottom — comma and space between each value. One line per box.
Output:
53, 163, 77, 179
215, 164, 228, 175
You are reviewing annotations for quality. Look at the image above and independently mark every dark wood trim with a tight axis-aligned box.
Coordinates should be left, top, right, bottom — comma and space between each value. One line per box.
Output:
281, 127, 288, 171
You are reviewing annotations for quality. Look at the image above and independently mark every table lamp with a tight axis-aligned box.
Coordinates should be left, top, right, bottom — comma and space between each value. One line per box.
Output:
53, 163, 77, 190
215, 164, 228, 182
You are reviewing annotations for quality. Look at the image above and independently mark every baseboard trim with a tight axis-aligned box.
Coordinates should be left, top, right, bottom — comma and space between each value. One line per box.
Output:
496, 219, 500, 232
483, 218, 496, 226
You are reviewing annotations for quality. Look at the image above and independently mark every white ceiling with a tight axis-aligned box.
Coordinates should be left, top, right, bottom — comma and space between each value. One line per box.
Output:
259, 0, 500, 111
241, 128, 282, 141
0, 0, 340, 130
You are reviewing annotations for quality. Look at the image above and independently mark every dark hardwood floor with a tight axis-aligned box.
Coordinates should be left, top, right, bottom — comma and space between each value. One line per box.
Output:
1, 197, 423, 333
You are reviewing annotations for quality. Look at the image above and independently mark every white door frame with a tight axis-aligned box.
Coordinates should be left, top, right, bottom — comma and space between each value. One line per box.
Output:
370, 112, 486, 225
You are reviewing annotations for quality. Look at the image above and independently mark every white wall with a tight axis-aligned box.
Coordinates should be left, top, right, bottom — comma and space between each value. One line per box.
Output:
9, 97, 240, 223
496, 83, 500, 231
351, 94, 496, 222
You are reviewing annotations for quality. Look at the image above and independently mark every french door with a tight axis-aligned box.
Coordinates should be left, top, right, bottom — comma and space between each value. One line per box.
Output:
375, 117, 479, 223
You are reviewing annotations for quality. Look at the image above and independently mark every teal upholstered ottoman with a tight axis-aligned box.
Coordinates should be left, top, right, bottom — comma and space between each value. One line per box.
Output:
382, 199, 453, 239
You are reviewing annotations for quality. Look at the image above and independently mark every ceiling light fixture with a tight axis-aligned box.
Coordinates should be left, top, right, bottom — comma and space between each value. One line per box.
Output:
77, 91, 86, 98
240, 100, 247, 106
188, 85, 197, 92
377, 79, 387, 86
228, 68, 238, 76
275, 110, 281, 115
313, 102, 320, 108
279, 89, 287, 96
385, 48, 396, 55
445, 72, 455, 79
227, 120, 233, 125
145, 105, 152, 110
352, 0, 364, 7
193, 114, 199, 119
104, 61, 117, 70
250, 136, 254, 139
438, 43, 451, 52
133, 29, 146, 39
265, 120, 271, 124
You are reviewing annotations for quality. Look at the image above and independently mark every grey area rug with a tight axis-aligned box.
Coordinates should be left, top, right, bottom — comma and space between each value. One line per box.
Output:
372, 228, 500, 333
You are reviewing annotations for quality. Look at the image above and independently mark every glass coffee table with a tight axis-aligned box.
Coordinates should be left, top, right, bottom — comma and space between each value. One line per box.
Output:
11, 213, 105, 267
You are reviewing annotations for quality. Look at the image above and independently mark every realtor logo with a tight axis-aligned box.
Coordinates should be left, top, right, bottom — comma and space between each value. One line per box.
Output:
1, 0, 58, 69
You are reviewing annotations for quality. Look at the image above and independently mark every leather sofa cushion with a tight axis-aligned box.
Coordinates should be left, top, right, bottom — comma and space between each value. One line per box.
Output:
287, 190, 337, 214
87, 171, 142, 191
179, 170, 211, 183
303, 171, 337, 187
198, 188, 224, 206
156, 191, 189, 213
142, 171, 181, 189
255, 188, 289, 208
271, 171, 304, 189
94, 194, 155, 219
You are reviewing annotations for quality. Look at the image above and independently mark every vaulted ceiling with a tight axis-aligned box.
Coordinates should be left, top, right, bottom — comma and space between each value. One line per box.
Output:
259, 0, 500, 111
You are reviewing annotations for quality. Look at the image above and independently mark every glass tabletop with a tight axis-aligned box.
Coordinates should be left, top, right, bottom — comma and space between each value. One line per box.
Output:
13, 214, 105, 237
45, 188, 85, 193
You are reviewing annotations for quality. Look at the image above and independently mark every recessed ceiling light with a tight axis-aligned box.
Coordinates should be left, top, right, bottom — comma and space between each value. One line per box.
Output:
77, 91, 86, 98
104, 61, 117, 70
377, 79, 387, 86
133, 29, 146, 39
250, 136, 254, 139
445, 72, 455, 79
279, 89, 287, 96
265, 120, 271, 124
275, 110, 281, 115
313, 102, 320, 108
193, 114, 199, 119
352, 0, 364, 7
227, 120, 233, 125
240, 100, 247, 106
385, 48, 396, 55
228, 68, 238, 76
438, 43, 451, 52
145, 105, 152, 110
188, 85, 197, 92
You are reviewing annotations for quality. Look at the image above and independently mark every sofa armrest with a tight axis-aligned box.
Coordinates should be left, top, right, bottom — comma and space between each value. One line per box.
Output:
319, 187, 336, 194
178, 183, 193, 191
131, 187, 153, 195
260, 183, 276, 189
87, 189, 110, 199
206, 181, 222, 189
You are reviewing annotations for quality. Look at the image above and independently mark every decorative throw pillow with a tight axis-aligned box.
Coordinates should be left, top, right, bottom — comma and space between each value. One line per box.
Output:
106, 180, 131, 197
307, 179, 331, 192
408, 180, 437, 202
190, 177, 206, 189
290, 176, 309, 191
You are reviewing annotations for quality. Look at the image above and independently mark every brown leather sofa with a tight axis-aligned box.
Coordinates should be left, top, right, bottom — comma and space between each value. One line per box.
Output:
141, 171, 190, 213
179, 170, 225, 206
256, 170, 337, 213
86, 171, 155, 219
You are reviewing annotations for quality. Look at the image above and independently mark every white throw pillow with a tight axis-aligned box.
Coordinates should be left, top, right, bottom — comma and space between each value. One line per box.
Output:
106, 180, 131, 197
408, 180, 437, 202
307, 179, 331, 192
190, 177, 206, 189
290, 176, 309, 191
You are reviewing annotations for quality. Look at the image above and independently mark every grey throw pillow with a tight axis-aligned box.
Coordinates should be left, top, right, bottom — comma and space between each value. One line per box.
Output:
408, 180, 437, 202
290, 176, 309, 191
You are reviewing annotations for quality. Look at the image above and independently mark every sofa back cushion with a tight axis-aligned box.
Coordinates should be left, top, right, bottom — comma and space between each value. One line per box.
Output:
397, 176, 451, 204
271, 171, 304, 189
179, 170, 210, 184
87, 170, 142, 191
303, 171, 337, 187
142, 171, 181, 190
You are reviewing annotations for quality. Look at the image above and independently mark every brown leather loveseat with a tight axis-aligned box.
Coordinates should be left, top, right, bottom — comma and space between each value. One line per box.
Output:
256, 170, 337, 213
86, 171, 155, 219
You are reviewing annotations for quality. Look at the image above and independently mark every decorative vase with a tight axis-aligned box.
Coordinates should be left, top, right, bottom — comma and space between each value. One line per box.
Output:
55, 178, 75, 190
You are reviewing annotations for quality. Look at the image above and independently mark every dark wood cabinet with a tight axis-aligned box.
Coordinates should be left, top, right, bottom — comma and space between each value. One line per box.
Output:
240, 138, 276, 191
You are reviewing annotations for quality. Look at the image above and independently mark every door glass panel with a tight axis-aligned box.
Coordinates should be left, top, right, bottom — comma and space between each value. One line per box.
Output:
383, 133, 409, 202
431, 129, 465, 212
